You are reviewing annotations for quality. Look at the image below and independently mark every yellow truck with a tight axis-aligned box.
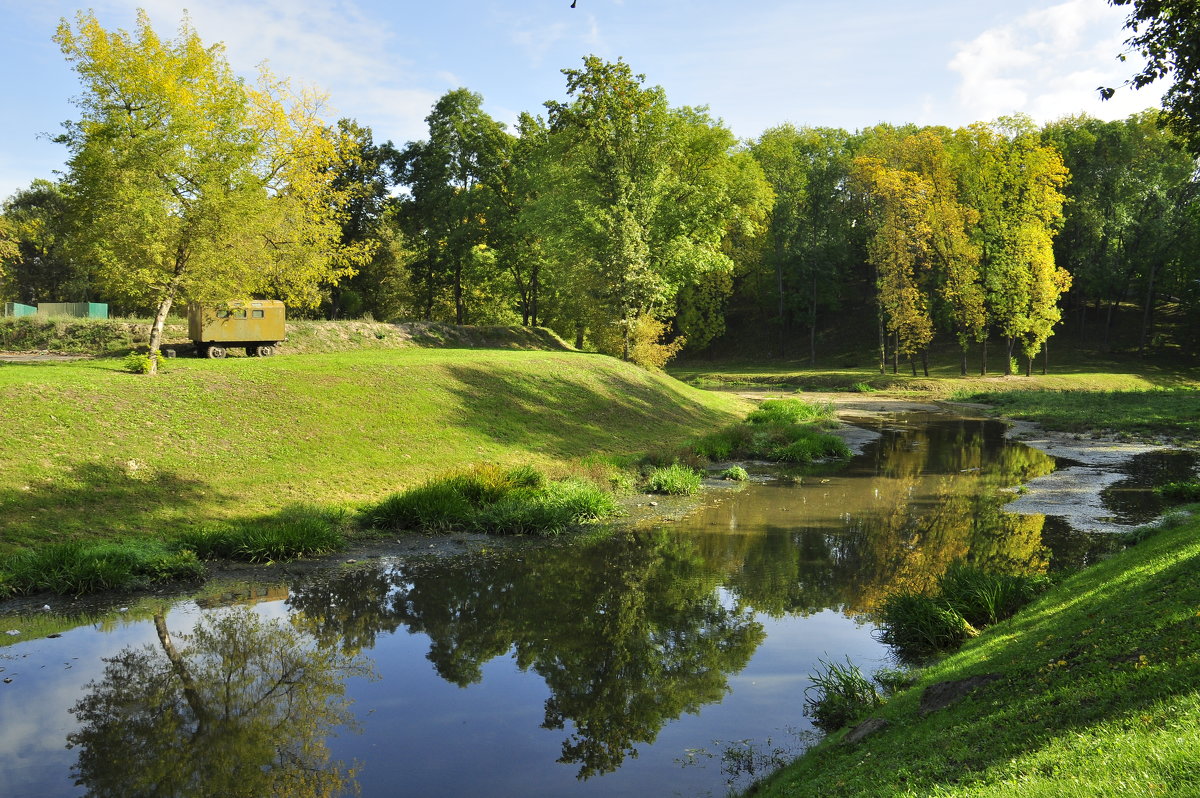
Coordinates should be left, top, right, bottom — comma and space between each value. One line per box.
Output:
184, 300, 286, 358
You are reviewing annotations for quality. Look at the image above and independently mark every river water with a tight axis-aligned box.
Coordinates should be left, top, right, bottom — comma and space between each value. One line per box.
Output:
1, 414, 1194, 798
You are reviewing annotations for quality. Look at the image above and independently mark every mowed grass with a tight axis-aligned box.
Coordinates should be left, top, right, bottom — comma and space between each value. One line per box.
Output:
748, 511, 1200, 798
0, 348, 750, 555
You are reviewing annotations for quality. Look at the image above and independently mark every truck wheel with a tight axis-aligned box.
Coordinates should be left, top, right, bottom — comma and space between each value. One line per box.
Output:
255, 345, 275, 357
207, 345, 227, 359
161, 348, 177, 359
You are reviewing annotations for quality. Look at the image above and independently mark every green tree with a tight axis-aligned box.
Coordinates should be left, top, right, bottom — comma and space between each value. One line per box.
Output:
1041, 112, 1194, 352
55, 10, 368, 373
750, 125, 857, 362
396, 88, 511, 324
324, 118, 403, 321
1105, 0, 1200, 154
545, 57, 675, 359
543, 58, 767, 364
952, 120, 1069, 374
0, 179, 84, 304
851, 156, 935, 375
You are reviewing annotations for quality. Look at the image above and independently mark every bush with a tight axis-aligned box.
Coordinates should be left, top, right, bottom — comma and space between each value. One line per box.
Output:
720, 465, 749, 481
938, 564, 1050, 626
876, 592, 978, 659
178, 504, 348, 562
123, 351, 155, 374
475, 478, 618, 535
1156, 480, 1200, 502
804, 657, 883, 733
644, 463, 703, 495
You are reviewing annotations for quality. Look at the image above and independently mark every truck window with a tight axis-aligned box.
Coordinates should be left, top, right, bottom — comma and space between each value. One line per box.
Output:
233, 309, 247, 319
252, 309, 264, 319
216, 310, 230, 319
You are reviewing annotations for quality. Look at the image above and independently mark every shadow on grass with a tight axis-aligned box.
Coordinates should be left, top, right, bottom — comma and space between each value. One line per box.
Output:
0, 461, 218, 550
440, 364, 738, 459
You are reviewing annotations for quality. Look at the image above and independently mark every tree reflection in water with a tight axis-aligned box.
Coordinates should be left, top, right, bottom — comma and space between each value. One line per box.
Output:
289, 531, 766, 779
67, 607, 373, 798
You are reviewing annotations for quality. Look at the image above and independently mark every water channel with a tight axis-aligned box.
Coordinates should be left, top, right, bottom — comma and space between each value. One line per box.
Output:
1, 413, 1195, 798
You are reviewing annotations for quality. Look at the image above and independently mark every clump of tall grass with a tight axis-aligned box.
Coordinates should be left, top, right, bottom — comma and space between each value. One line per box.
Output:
876, 593, 978, 660
876, 564, 1050, 659
363, 465, 617, 536
178, 504, 349, 563
720, 465, 749, 481
689, 399, 849, 466
803, 657, 884, 733
644, 463, 703, 495
938, 564, 1050, 626
0, 540, 204, 597
746, 398, 835, 425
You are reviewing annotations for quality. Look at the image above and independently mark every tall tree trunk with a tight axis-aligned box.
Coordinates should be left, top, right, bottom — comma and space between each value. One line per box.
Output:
1103, 300, 1115, 353
960, 345, 968, 377
810, 274, 818, 366
1005, 337, 1016, 375
454, 261, 464, 325
892, 333, 899, 375
147, 260, 184, 376
574, 322, 585, 350
981, 337, 988, 376
910, 354, 917, 377
530, 265, 540, 328
1025, 354, 1033, 377
1042, 340, 1048, 375
1139, 259, 1160, 354
878, 305, 886, 376
921, 348, 929, 378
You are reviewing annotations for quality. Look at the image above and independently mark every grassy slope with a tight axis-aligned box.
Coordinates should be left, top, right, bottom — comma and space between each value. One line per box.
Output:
750, 513, 1200, 798
0, 348, 749, 554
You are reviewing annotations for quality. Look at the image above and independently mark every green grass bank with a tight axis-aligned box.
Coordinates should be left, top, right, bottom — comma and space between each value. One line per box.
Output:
747, 510, 1200, 798
0, 347, 750, 556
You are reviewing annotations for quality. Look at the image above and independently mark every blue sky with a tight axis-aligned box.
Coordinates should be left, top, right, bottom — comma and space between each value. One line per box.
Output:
0, 0, 1164, 202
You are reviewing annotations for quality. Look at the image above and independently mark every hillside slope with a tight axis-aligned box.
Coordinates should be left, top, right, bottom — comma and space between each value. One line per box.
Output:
0, 348, 749, 552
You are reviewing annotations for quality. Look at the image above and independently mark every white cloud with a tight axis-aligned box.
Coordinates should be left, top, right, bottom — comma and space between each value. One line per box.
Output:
949, 0, 1164, 124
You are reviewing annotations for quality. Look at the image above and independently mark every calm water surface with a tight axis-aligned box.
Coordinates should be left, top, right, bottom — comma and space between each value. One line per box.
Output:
0, 414, 1191, 797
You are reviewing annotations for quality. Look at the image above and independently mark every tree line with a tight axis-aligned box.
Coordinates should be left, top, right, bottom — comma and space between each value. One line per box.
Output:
2, 9, 1198, 372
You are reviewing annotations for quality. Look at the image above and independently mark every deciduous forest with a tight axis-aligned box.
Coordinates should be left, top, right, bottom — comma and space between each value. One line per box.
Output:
3, 8, 1199, 374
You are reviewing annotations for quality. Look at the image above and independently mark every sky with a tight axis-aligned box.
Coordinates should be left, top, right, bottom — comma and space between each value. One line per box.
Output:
0, 0, 1166, 202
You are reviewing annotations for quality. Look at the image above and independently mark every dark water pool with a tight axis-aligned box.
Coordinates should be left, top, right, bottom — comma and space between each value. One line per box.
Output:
0, 415, 1190, 797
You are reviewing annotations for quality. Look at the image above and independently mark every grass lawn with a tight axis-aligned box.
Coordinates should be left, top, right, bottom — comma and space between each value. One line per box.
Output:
747, 510, 1200, 797
0, 348, 750, 555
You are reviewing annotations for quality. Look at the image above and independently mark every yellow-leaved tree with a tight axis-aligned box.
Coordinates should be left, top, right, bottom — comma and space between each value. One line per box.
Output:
54, 10, 372, 373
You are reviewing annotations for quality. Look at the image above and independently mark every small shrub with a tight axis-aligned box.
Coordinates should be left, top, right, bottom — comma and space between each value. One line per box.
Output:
803, 657, 883, 733
363, 481, 474, 532
720, 465, 749, 481
123, 352, 155, 374
938, 564, 1050, 626
644, 463, 703, 495
876, 592, 978, 659
849, 382, 877, 393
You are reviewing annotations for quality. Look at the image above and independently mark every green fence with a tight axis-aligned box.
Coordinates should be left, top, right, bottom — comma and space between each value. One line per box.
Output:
2, 302, 37, 317
35, 302, 109, 319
